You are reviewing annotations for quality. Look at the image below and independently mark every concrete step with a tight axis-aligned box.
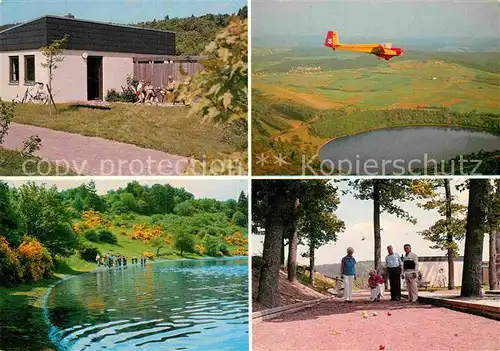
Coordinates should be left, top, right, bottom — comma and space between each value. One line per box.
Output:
402, 292, 500, 321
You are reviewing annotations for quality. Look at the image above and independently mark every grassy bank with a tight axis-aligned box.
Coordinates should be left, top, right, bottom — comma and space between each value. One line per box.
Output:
0, 278, 60, 350
10, 103, 245, 160
58, 222, 204, 273
0, 179, 248, 350
0, 225, 247, 350
0, 237, 240, 351
0, 148, 77, 176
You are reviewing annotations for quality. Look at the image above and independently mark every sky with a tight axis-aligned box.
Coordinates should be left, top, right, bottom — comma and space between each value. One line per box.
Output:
251, 179, 493, 264
0, 0, 246, 25
252, 0, 499, 39
4, 178, 248, 200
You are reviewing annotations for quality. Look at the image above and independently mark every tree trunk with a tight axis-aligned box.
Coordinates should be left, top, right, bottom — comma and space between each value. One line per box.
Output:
257, 198, 288, 308
444, 179, 455, 290
48, 62, 52, 92
489, 228, 497, 291
496, 231, 500, 289
280, 236, 285, 266
309, 238, 315, 285
373, 180, 381, 271
287, 198, 300, 282
489, 183, 499, 290
461, 179, 489, 297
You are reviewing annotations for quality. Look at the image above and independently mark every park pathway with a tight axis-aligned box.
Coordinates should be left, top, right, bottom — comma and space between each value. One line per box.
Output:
2, 123, 189, 176
253, 292, 500, 351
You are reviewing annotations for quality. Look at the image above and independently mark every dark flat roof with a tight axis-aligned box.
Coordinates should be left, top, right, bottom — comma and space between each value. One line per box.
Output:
0, 15, 175, 34
132, 55, 207, 62
0, 15, 175, 55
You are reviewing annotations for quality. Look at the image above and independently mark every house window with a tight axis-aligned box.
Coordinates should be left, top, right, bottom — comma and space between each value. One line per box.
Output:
9, 56, 19, 83
24, 55, 35, 83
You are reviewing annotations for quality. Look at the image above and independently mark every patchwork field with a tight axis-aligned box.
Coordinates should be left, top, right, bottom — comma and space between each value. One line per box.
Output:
254, 60, 499, 113
252, 48, 500, 175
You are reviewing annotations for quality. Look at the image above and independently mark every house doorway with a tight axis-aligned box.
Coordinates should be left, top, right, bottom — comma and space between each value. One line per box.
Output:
87, 56, 103, 100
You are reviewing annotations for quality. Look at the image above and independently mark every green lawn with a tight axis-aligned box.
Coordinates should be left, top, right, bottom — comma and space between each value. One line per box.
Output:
60, 228, 201, 272
10, 103, 244, 159
0, 148, 77, 176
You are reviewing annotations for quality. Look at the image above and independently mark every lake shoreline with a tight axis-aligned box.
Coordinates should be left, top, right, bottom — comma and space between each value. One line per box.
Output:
316, 123, 500, 152
1, 255, 247, 351
44, 256, 248, 350
316, 125, 500, 175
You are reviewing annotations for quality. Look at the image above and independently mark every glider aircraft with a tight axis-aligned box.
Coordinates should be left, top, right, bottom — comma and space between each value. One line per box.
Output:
324, 31, 404, 60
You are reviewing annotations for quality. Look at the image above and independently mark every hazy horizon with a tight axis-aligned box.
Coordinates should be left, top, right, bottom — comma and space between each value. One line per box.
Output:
252, 0, 499, 40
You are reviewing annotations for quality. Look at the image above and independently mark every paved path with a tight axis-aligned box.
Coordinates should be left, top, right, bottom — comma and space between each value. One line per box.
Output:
253, 292, 500, 351
2, 123, 189, 176
411, 290, 500, 309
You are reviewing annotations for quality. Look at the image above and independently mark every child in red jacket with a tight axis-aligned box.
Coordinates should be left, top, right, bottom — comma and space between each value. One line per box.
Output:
368, 269, 385, 302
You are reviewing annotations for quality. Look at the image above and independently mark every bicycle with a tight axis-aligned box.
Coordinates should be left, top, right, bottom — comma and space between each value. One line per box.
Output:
23, 82, 49, 104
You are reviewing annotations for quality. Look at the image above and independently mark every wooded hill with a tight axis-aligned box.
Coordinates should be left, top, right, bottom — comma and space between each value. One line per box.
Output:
0, 181, 248, 288
315, 261, 374, 277
134, 6, 247, 55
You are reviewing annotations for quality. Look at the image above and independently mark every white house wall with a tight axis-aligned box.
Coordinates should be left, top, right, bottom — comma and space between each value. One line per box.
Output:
102, 55, 134, 97
419, 261, 464, 287
49, 51, 86, 101
52, 50, 135, 102
0, 50, 48, 102
1, 49, 137, 103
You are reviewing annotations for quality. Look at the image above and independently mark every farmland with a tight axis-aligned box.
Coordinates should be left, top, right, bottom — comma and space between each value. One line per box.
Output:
252, 47, 500, 175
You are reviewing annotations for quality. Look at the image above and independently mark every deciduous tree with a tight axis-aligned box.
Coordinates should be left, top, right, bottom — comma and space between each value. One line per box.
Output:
299, 181, 345, 284
40, 34, 70, 93
16, 182, 77, 257
417, 179, 467, 289
174, 17, 247, 123
347, 179, 432, 270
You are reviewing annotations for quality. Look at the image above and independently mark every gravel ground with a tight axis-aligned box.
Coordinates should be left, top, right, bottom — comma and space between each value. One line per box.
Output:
253, 294, 500, 351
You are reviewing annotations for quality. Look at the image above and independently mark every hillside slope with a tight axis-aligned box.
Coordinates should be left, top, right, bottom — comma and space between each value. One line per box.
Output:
316, 261, 374, 278
252, 269, 325, 312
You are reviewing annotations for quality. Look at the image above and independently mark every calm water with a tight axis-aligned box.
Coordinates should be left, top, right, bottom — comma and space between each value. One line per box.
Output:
319, 126, 500, 174
44, 257, 248, 351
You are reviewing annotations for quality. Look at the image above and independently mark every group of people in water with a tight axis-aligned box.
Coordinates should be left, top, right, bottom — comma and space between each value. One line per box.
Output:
95, 253, 149, 268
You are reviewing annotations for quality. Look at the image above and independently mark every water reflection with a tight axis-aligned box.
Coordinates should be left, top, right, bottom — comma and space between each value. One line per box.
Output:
319, 126, 500, 174
46, 258, 248, 350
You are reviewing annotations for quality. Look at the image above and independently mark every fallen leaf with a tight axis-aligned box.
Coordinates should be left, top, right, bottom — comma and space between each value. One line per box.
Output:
330, 329, 340, 335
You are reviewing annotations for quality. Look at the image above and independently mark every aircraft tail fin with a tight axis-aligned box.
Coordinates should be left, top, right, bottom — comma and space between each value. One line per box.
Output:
324, 31, 339, 48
